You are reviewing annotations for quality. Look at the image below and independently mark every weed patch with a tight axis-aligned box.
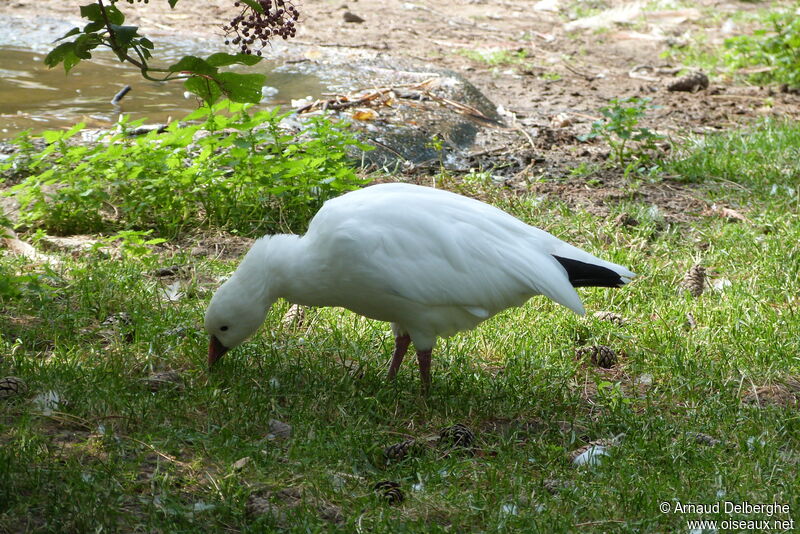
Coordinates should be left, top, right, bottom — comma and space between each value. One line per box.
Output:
668, 118, 800, 195
723, 4, 800, 88
579, 97, 664, 170
665, 3, 800, 87
3, 101, 368, 238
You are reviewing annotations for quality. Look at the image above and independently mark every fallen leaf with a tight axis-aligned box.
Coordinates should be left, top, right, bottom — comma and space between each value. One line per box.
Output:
705, 204, 749, 222
571, 444, 608, 467
708, 277, 731, 292
565, 2, 643, 31
232, 456, 252, 471
550, 112, 575, 128
501, 503, 519, 516
343, 11, 365, 23
191, 501, 215, 512
352, 109, 378, 121
158, 281, 184, 302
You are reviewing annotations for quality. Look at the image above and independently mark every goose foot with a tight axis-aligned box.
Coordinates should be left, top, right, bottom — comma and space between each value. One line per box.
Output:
387, 334, 411, 380
417, 349, 432, 394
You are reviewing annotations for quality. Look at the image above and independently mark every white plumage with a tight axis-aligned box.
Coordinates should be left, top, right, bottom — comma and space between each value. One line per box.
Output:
204, 183, 635, 390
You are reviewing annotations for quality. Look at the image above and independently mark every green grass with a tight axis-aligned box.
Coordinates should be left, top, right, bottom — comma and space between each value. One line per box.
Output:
661, 32, 728, 77
457, 48, 530, 67
2, 121, 800, 532
670, 118, 800, 190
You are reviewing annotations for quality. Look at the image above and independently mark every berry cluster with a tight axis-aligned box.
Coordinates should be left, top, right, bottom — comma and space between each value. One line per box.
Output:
224, 0, 300, 56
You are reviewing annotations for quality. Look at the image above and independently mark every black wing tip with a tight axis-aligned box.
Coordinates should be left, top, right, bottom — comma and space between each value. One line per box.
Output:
553, 255, 626, 288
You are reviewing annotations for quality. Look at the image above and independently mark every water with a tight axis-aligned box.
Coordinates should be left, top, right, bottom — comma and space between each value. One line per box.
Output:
0, 45, 326, 138
0, 14, 493, 166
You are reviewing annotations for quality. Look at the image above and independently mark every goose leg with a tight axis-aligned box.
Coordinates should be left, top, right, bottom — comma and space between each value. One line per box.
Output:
387, 333, 411, 380
417, 349, 432, 394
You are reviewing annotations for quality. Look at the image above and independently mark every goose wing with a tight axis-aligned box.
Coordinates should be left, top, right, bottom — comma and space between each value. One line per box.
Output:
307, 184, 587, 315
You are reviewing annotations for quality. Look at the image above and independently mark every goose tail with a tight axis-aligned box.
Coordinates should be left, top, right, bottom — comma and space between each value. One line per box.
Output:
552, 255, 635, 288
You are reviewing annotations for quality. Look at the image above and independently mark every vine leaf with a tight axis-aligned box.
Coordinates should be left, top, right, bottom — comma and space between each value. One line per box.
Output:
171, 55, 265, 105
216, 72, 266, 103
206, 53, 262, 68
45, 0, 267, 105
183, 77, 223, 107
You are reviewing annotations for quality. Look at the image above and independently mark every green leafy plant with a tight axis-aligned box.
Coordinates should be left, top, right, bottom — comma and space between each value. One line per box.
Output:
425, 133, 446, 172
92, 230, 166, 259
4, 102, 369, 237
579, 97, 663, 167
0, 259, 57, 301
723, 5, 800, 88
1, 130, 39, 185
595, 378, 632, 415
458, 48, 529, 67
539, 71, 562, 82
567, 162, 600, 179
45, 0, 300, 106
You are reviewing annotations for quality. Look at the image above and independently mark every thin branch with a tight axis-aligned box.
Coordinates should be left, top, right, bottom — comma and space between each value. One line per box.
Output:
96, 0, 178, 82
97, 0, 144, 69
127, 436, 194, 469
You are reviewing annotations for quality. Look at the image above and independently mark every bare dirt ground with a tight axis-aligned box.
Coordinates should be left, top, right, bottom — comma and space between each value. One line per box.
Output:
7, 0, 800, 220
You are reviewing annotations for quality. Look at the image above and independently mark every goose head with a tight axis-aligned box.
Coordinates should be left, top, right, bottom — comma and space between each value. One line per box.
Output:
204, 275, 272, 365
204, 236, 302, 366
204, 239, 279, 365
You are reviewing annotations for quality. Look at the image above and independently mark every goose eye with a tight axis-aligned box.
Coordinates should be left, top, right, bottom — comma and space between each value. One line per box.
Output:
220, 326, 229, 332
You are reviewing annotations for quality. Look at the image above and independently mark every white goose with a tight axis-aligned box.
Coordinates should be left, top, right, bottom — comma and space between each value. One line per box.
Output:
204, 183, 635, 391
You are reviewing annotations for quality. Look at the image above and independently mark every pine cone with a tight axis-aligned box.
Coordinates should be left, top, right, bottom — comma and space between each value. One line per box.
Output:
592, 311, 626, 325
612, 213, 639, 227
373, 481, 404, 504
383, 438, 421, 462
101, 312, 132, 327
281, 304, 305, 329
140, 370, 184, 392
687, 432, 721, 447
667, 70, 709, 92
543, 478, 575, 494
680, 264, 706, 297
576, 345, 618, 368
152, 264, 184, 277
0, 376, 28, 400
438, 423, 475, 448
